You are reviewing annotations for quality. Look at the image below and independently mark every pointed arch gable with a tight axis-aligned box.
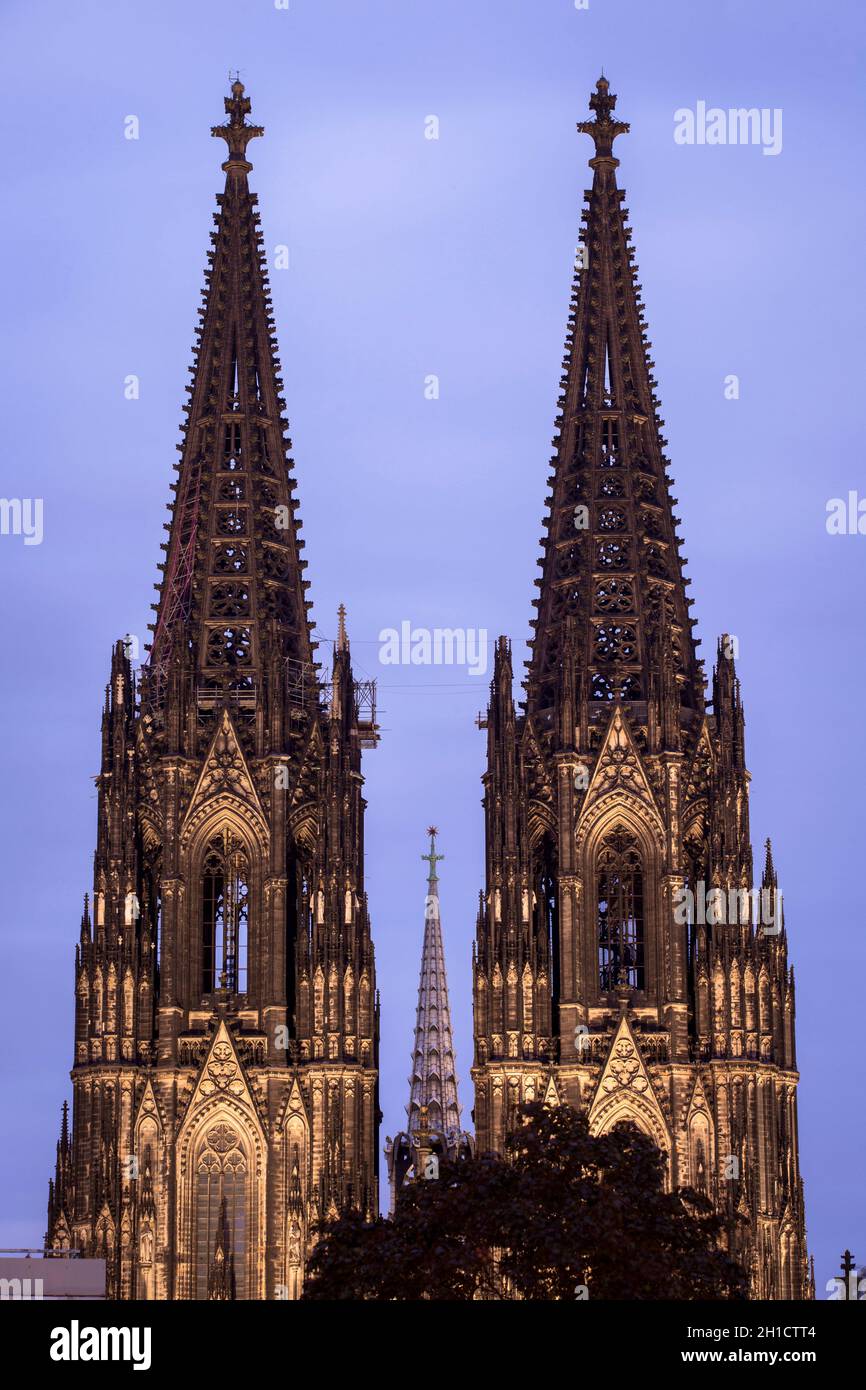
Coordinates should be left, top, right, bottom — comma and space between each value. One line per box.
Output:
288, 805, 318, 855
587, 1016, 671, 1159
180, 711, 269, 856
133, 1078, 168, 1137
181, 795, 269, 863
279, 1078, 311, 1289
578, 787, 666, 865
543, 1073, 562, 1107
575, 705, 665, 857
178, 1021, 266, 1131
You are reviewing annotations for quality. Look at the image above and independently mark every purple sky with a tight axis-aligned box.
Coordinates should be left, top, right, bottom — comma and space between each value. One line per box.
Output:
1, 0, 863, 1295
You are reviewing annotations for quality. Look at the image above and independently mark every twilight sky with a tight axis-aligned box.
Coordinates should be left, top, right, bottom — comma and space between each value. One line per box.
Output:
1, 0, 863, 1295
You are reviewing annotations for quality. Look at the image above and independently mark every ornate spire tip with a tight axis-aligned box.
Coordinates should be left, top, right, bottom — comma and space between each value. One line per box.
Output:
577, 74, 630, 161
422, 827, 444, 882
211, 77, 264, 169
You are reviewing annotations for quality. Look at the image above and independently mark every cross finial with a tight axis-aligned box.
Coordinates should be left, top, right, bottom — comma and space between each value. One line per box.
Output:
211, 78, 264, 172
422, 826, 444, 883
577, 74, 629, 164
336, 603, 348, 652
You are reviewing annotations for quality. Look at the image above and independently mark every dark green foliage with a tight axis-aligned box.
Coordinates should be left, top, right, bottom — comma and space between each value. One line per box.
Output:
303, 1102, 748, 1300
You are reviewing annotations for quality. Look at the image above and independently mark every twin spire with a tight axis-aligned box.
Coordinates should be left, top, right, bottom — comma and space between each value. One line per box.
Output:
211, 79, 263, 172
154, 70, 703, 1154
527, 74, 703, 729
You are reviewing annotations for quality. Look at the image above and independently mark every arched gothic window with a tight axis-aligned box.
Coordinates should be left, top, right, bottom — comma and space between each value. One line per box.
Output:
693, 1135, 708, 1195
194, 1122, 249, 1299
201, 830, 249, 995
534, 832, 559, 1005
142, 843, 162, 986
597, 828, 645, 992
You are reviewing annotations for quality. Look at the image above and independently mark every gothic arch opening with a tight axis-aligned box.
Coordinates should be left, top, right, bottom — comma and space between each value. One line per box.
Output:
135, 1114, 159, 1300
533, 831, 559, 1027
191, 1117, 253, 1300
687, 1110, 712, 1196
141, 839, 163, 987
284, 828, 316, 1042
592, 1106, 672, 1187
200, 829, 250, 996
595, 826, 645, 994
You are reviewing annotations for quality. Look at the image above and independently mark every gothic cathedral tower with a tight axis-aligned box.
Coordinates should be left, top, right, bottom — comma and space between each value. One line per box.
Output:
471, 79, 809, 1299
46, 83, 380, 1299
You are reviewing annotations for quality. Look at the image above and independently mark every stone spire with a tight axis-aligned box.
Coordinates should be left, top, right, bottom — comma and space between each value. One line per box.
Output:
385, 830, 473, 1208
527, 74, 703, 725
46, 80, 381, 1300
145, 78, 313, 702
407, 828, 461, 1137
472, 76, 809, 1300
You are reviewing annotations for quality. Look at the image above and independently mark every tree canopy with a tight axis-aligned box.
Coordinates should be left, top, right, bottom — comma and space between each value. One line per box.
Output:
303, 1102, 748, 1300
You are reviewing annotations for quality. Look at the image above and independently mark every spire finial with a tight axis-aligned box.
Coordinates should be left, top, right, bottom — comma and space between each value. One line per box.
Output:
211, 78, 264, 172
421, 826, 443, 884
577, 74, 629, 163
336, 603, 348, 652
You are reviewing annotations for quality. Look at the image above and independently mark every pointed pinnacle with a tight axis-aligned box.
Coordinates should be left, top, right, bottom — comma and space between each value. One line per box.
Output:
718, 633, 737, 670
762, 837, 777, 888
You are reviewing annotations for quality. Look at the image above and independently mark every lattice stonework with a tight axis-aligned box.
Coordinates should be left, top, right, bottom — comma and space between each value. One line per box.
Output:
472, 78, 810, 1301
46, 83, 379, 1300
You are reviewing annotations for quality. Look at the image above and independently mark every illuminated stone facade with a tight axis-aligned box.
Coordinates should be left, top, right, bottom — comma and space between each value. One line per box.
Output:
46, 83, 379, 1299
471, 79, 810, 1300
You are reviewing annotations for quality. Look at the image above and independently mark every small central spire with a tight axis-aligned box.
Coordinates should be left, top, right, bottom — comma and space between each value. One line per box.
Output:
384, 830, 474, 1207
211, 79, 264, 172
577, 74, 630, 163
421, 825, 443, 885
336, 603, 348, 652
